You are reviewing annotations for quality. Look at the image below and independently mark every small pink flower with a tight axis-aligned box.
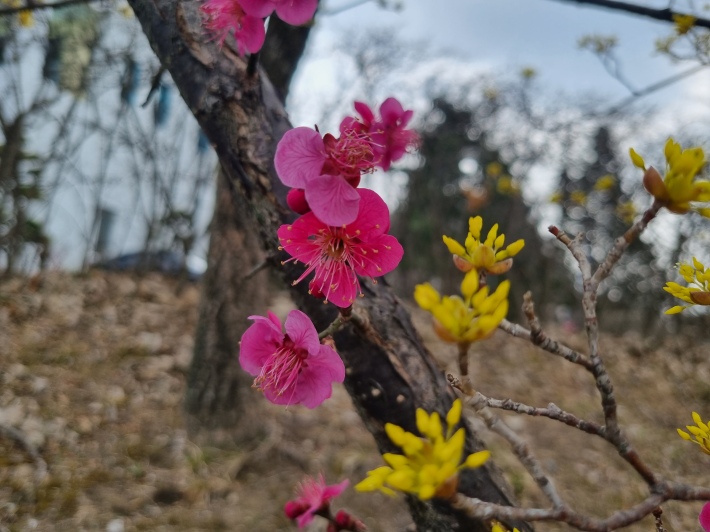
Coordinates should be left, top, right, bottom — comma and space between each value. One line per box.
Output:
284, 474, 349, 528
240, 0, 317, 25
239, 309, 345, 407
201, 0, 265, 56
351, 97, 419, 171
278, 189, 403, 308
275, 126, 375, 226
700, 502, 710, 531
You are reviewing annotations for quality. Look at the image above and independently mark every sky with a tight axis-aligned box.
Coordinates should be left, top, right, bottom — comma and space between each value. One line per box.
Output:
294, 0, 710, 120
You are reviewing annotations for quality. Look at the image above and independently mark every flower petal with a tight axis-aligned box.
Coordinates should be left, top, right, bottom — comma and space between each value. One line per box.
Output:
274, 0, 318, 25
239, 0, 275, 18
275, 127, 326, 188
305, 174, 360, 227
284, 309, 320, 356
239, 314, 284, 375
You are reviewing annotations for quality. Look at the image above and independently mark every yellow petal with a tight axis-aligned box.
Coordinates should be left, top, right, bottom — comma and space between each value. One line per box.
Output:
629, 148, 646, 169
442, 235, 466, 257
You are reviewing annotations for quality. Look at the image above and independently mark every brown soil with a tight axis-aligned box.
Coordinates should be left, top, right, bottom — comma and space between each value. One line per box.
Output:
1, 271, 708, 531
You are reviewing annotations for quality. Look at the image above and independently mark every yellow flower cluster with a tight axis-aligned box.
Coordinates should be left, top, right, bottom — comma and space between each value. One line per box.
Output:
664, 257, 710, 314
355, 400, 490, 500
677, 412, 710, 455
442, 216, 525, 275
672, 13, 696, 35
415, 278, 510, 345
630, 138, 710, 217
4, 0, 33, 26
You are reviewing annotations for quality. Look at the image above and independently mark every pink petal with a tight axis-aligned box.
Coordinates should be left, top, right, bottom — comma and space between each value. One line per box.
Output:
313, 263, 358, 308
305, 174, 360, 227
284, 309, 320, 356
321, 479, 349, 500
379, 97, 405, 125
275, 127, 326, 188
354, 234, 403, 277
700, 502, 710, 531
239, 314, 284, 375
274, 0, 317, 25
239, 0, 275, 18
346, 188, 391, 237
296, 345, 345, 408
354, 101, 374, 124
236, 14, 266, 55
278, 214, 324, 264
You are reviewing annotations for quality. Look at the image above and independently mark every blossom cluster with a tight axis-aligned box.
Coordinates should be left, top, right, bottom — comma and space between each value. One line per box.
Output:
355, 399, 490, 500
238, 98, 417, 411
276, 98, 417, 307
201, 0, 317, 55
415, 217, 524, 348
664, 256, 710, 314
630, 138, 710, 217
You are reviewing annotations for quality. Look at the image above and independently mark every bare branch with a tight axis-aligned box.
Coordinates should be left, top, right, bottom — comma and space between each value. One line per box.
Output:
546, 0, 710, 30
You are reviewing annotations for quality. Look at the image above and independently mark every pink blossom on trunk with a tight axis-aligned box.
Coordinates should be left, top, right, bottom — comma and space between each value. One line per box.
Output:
239, 310, 344, 408
277, 189, 404, 308
284, 474, 349, 528
240, 0, 318, 25
350, 97, 419, 171
274, 126, 374, 226
701, 502, 710, 531
201, 0, 265, 55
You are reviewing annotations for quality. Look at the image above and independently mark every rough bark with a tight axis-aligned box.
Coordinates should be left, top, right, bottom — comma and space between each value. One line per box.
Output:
185, 167, 268, 439
184, 16, 313, 436
126, 0, 532, 528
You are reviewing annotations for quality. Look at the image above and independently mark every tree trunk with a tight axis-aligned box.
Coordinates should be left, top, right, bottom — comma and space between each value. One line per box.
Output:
126, 1, 532, 529
184, 16, 313, 437
184, 167, 268, 441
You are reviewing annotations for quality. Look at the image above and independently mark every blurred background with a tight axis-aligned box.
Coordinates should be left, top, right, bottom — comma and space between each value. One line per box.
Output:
3, 1, 710, 530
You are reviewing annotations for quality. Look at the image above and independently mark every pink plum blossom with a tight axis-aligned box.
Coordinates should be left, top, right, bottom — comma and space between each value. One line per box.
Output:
239, 309, 344, 408
277, 189, 403, 308
275, 126, 375, 226
701, 502, 710, 531
201, 0, 265, 56
350, 97, 419, 171
284, 474, 349, 528
240, 0, 318, 25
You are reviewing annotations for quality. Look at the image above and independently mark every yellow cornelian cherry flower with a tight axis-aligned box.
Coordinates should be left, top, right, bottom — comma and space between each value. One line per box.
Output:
570, 190, 587, 205
486, 162, 503, 178
496, 175, 520, 195
594, 174, 616, 191
549, 190, 564, 204
491, 522, 520, 532
673, 13, 696, 35
616, 200, 637, 223
677, 412, 710, 455
414, 278, 510, 345
355, 400, 490, 501
442, 217, 525, 275
630, 138, 710, 217
664, 257, 710, 314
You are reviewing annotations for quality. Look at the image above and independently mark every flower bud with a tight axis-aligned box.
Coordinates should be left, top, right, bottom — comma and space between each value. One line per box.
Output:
287, 188, 311, 214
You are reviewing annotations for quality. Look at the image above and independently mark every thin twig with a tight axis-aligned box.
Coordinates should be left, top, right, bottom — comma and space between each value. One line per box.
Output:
318, 313, 351, 340
498, 318, 592, 369
546, 0, 710, 30
458, 342, 471, 377
652, 507, 666, 532
590, 201, 662, 291
449, 376, 564, 508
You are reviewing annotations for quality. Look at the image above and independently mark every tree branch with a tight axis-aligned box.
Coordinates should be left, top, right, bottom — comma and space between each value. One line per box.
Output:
547, 0, 710, 29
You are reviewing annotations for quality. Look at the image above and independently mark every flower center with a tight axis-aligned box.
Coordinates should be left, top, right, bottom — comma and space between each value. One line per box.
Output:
253, 335, 309, 397
327, 130, 376, 176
